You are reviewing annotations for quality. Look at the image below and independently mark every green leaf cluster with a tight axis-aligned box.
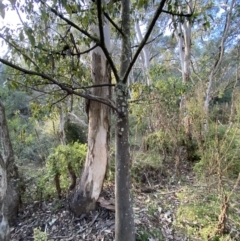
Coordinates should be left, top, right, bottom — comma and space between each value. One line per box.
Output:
46, 142, 87, 189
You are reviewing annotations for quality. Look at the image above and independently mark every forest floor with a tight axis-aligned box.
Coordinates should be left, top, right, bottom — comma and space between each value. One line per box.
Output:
10, 161, 240, 241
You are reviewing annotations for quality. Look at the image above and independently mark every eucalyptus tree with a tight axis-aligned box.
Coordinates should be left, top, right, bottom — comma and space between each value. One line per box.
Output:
0, 0, 193, 240
69, 1, 112, 214
203, 0, 236, 116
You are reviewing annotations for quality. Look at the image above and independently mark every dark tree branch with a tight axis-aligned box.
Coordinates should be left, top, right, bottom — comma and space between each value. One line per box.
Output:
93, 0, 120, 81
11, 79, 65, 95
100, 44, 120, 81
131, 33, 163, 48
0, 34, 40, 69
36, 44, 99, 56
77, 83, 116, 89
39, 0, 119, 81
103, 12, 125, 37
97, 0, 105, 46
123, 0, 168, 82
50, 94, 70, 110
161, 9, 192, 17
69, 32, 80, 56
0, 58, 118, 112
39, 0, 99, 42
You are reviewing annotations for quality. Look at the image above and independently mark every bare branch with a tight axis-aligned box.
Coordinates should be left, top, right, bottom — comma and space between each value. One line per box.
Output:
76, 83, 115, 89
95, 0, 120, 81
161, 9, 192, 17
103, 12, 125, 37
50, 94, 70, 110
36, 44, 99, 56
124, 0, 168, 82
131, 33, 163, 48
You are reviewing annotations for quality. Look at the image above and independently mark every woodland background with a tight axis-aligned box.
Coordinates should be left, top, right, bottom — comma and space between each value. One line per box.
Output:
0, 0, 240, 240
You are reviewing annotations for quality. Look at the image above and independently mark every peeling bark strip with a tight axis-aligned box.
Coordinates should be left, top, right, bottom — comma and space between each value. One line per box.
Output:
0, 100, 19, 241
70, 52, 111, 214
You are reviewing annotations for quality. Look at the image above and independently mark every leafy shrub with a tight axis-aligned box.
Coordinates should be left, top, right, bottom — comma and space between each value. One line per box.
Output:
38, 142, 87, 198
194, 123, 240, 178
33, 228, 53, 241
143, 130, 172, 154
131, 151, 163, 186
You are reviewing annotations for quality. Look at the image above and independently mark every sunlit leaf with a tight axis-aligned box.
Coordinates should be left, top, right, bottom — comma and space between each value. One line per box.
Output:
24, 27, 35, 46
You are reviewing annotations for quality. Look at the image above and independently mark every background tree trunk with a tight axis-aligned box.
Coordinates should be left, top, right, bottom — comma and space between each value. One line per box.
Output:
135, 20, 151, 85
174, 2, 192, 107
204, 0, 235, 117
0, 100, 20, 241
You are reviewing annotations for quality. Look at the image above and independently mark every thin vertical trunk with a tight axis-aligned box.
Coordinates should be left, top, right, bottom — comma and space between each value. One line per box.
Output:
174, 2, 192, 138
115, 85, 135, 241
115, 0, 135, 240
229, 48, 239, 123
0, 100, 20, 241
175, 1, 192, 109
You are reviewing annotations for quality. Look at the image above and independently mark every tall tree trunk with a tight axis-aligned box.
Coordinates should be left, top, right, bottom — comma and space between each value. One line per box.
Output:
115, 0, 135, 240
204, 0, 235, 118
69, 22, 111, 214
115, 84, 135, 241
174, 2, 192, 137
0, 100, 20, 241
174, 2, 192, 105
135, 20, 151, 85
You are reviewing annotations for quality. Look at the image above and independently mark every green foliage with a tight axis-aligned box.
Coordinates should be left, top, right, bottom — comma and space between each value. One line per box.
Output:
176, 188, 219, 240
45, 142, 87, 194
175, 186, 240, 241
33, 228, 53, 241
47, 142, 87, 176
136, 226, 164, 241
143, 130, 173, 155
32, 142, 87, 200
194, 123, 240, 178
131, 151, 163, 186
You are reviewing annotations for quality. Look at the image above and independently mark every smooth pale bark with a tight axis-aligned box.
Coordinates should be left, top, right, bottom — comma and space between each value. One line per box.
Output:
0, 100, 19, 241
135, 21, 151, 85
174, 2, 192, 107
69, 22, 111, 214
174, 2, 192, 138
204, 0, 235, 115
